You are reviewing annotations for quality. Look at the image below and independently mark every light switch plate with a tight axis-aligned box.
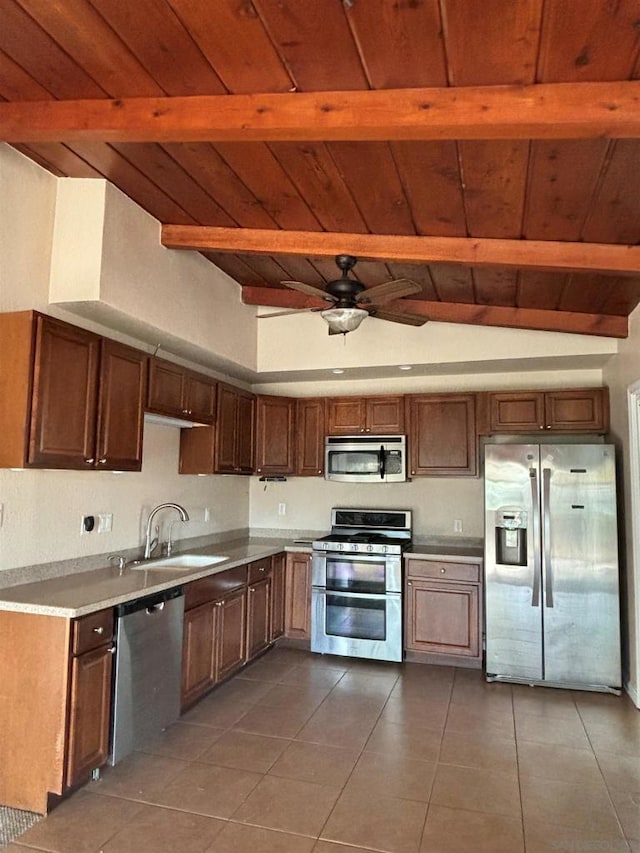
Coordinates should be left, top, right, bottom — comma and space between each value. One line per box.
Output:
97, 513, 113, 533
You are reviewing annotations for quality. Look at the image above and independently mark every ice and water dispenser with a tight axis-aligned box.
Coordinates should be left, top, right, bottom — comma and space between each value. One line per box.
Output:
495, 509, 528, 566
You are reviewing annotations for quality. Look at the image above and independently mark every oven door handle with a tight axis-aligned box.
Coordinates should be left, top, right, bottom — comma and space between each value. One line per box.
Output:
379, 445, 386, 480
315, 589, 399, 600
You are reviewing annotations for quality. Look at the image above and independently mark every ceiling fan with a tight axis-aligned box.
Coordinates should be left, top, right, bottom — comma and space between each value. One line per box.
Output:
260, 255, 428, 335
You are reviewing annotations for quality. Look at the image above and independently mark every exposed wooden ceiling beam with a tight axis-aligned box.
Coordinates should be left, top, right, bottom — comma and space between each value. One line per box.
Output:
243, 287, 627, 338
162, 226, 640, 276
2, 82, 640, 143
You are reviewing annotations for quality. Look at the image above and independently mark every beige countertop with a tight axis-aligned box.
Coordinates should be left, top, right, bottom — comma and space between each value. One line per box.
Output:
0, 536, 482, 619
0, 538, 304, 618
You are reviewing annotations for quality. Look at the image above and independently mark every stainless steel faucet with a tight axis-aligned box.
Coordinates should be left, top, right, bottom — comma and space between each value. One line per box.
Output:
144, 503, 189, 559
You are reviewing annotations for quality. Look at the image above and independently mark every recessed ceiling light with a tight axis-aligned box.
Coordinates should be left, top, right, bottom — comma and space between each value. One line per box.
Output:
332, 368, 345, 374
398, 365, 413, 371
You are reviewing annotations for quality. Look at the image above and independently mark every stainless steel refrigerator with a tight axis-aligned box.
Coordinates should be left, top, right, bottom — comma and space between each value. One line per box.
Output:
484, 443, 621, 693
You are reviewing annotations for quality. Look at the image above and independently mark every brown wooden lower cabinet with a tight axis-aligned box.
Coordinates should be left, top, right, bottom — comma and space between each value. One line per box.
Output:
270, 553, 286, 640
181, 601, 216, 707
404, 558, 482, 667
216, 588, 247, 680
284, 551, 312, 640
246, 576, 272, 660
0, 607, 115, 813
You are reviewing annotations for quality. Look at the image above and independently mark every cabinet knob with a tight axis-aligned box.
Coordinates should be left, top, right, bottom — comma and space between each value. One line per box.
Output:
248, 587, 255, 594
85, 457, 95, 464
108, 645, 116, 654
215, 601, 223, 607
440, 567, 446, 573
407, 581, 413, 586
182, 409, 189, 414
411, 470, 416, 475
259, 567, 265, 572
98, 458, 107, 464
546, 425, 551, 429
539, 425, 545, 430
93, 626, 104, 635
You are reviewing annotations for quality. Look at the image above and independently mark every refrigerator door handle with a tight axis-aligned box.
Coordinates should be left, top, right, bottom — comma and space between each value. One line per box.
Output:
530, 468, 541, 607
542, 467, 554, 608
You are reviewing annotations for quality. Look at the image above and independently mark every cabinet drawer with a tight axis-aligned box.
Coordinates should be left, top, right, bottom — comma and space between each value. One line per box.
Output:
72, 609, 114, 655
248, 557, 272, 584
185, 565, 248, 610
406, 559, 479, 583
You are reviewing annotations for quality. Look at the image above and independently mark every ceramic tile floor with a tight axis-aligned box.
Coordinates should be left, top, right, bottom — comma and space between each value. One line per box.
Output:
6, 646, 640, 853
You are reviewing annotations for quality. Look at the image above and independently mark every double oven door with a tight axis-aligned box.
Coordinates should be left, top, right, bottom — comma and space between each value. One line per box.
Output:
311, 550, 403, 662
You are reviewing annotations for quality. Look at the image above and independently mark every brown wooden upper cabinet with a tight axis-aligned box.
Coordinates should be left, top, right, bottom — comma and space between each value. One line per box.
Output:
488, 388, 608, 434
0, 311, 146, 470
406, 394, 477, 477
147, 357, 216, 424
180, 382, 255, 474
327, 395, 404, 435
296, 398, 326, 476
255, 395, 296, 476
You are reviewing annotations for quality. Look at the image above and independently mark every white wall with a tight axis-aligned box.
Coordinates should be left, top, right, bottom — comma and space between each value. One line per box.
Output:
603, 308, 640, 702
0, 146, 251, 572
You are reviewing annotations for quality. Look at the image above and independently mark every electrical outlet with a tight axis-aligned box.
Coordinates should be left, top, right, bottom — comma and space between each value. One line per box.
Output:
97, 513, 113, 533
278, 502, 286, 516
453, 519, 463, 534
80, 515, 96, 535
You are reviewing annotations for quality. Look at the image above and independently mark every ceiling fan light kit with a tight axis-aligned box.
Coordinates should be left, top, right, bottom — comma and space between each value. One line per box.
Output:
321, 306, 369, 335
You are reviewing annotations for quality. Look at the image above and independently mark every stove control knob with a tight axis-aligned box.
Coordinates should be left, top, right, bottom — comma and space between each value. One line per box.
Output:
367, 545, 374, 553
338, 543, 343, 551
353, 543, 359, 552
382, 545, 388, 553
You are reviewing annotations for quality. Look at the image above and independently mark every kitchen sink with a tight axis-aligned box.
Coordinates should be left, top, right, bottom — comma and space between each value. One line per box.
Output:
130, 554, 228, 571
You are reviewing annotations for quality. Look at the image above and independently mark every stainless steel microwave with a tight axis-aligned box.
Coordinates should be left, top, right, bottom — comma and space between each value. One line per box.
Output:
324, 435, 407, 483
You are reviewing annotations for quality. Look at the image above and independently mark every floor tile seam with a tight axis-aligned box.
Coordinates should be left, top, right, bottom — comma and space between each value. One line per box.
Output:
513, 734, 594, 751
315, 829, 398, 853
513, 719, 534, 852
434, 757, 519, 776
587, 742, 639, 842
224, 816, 320, 841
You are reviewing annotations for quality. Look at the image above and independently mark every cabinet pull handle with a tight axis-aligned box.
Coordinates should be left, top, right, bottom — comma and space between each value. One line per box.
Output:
93, 626, 104, 634
85, 457, 95, 464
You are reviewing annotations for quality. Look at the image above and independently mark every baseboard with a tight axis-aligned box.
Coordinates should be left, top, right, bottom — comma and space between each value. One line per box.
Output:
623, 678, 640, 708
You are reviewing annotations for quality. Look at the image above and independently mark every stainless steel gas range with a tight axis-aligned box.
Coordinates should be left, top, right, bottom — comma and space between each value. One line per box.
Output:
311, 508, 412, 662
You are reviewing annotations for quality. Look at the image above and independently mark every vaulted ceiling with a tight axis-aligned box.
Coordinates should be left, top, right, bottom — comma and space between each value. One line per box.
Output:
2, 0, 640, 338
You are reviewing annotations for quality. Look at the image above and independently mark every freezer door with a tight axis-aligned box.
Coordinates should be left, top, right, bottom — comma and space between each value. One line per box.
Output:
541, 445, 621, 689
485, 444, 543, 680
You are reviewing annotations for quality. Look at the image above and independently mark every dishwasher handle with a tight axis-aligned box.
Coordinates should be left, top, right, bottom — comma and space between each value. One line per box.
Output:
115, 586, 183, 618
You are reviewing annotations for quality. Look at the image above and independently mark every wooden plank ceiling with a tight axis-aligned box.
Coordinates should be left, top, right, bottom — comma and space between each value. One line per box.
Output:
2, 0, 640, 337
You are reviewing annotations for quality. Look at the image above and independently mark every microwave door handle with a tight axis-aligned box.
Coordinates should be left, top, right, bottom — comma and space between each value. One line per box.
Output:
379, 446, 386, 480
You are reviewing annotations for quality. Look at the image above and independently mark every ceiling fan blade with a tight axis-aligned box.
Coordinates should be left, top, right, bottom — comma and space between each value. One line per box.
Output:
258, 308, 320, 318
356, 278, 422, 305
370, 308, 428, 327
281, 280, 333, 300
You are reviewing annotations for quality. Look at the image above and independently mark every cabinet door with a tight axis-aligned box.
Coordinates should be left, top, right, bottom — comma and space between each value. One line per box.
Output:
327, 398, 366, 434
184, 373, 216, 424
489, 391, 545, 432
285, 552, 312, 640
179, 424, 216, 475
255, 395, 295, 475
215, 384, 238, 473
28, 315, 100, 468
407, 394, 477, 476
366, 396, 405, 434
95, 340, 146, 471
66, 644, 113, 787
181, 602, 216, 709
271, 553, 286, 641
147, 358, 185, 418
544, 388, 608, 432
296, 398, 326, 476
246, 577, 272, 660
236, 391, 255, 473
216, 589, 246, 681
405, 579, 479, 658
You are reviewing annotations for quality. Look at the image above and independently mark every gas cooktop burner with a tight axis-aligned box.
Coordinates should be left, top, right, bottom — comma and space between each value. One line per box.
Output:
312, 507, 413, 556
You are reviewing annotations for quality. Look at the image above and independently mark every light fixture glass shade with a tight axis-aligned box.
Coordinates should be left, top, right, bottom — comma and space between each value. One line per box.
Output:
320, 307, 368, 334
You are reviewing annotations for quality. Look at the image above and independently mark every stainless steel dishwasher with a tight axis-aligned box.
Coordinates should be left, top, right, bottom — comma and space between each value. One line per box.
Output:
111, 586, 184, 765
